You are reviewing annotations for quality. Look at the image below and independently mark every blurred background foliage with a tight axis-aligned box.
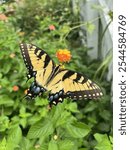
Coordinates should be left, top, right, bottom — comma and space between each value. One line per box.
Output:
0, 0, 112, 150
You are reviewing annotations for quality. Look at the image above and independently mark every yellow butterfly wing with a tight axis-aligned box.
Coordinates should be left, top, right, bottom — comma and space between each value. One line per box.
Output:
47, 69, 103, 103
20, 43, 55, 86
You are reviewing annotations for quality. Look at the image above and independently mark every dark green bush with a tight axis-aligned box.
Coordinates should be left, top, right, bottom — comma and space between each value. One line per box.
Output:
0, 0, 112, 150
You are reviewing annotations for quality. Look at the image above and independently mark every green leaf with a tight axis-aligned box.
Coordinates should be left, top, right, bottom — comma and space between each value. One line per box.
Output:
58, 140, 74, 150
27, 119, 54, 139
66, 122, 91, 138
86, 22, 95, 34
35, 97, 48, 106
48, 140, 58, 150
60, 25, 70, 34
39, 143, 48, 150
0, 73, 3, 78
19, 137, 31, 150
0, 95, 14, 106
99, 110, 111, 121
65, 102, 79, 113
109, 136, 113, 144
28, 114, 42, 125
50, 104, 65, 126
84, 101, 98, 113
6, 125, 22, 150
38, 107, 48, 117
94, 133, 113, 150
97, 122, 110, 132
0, 116, 9, 132
56, 111, 71, 127
20, 118, 27, 128
0, 138, 7, 150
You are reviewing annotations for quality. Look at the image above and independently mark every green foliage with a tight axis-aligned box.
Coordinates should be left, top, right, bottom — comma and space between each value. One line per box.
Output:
94, 133, 113, 150
0, 0, 112, 150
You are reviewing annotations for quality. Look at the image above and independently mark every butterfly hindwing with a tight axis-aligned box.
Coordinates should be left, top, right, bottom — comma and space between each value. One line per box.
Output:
47, 69, 103, 102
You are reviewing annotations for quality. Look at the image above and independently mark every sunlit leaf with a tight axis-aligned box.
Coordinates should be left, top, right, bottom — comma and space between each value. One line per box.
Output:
6, 125, 22, 150
66, 122, 91, 138
48, 140, 58, 150
27, 119, 54, 139
94, 133, 113, 150
58, 140, 75, 150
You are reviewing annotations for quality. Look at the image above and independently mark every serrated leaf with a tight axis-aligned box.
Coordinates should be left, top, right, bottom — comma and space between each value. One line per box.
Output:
0, 116, 9, 132
0, 96, 14, 106
58, 140, 74, 150
20, 118, 27, 128
28, 114, 42, 125
35, 98, 48, 106
38, 107, 48, 117
27, 119, 54, 139
66, 122, 91, 138
56, 111, 71, 127
0, 137, 6, 150
6, 125, 22, 150
48, 140, 58, 150
94, 133, 112, 150
49, 104, 64, 126
38, 143, 48, 150
65, 102, 79, 113
19, 137, 31, 150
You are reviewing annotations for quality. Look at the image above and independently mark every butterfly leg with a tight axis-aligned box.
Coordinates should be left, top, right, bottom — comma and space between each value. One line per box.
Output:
48, 90, 64, 106
25, 81, 46, 100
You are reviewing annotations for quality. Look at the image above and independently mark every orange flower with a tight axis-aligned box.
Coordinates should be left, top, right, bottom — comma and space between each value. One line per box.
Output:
13, 85, 19, 92
56, 49, 72, 63
0, 14, 8, 21
49, 25, 55, 30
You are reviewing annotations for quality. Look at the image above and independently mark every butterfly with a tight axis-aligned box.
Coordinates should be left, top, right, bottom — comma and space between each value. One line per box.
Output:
20, 43, 103, 106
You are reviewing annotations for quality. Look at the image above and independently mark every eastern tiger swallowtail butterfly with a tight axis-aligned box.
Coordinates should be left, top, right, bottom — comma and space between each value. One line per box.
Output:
20, 43, 103, 106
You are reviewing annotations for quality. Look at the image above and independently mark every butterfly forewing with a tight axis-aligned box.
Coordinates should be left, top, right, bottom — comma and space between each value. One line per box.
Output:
20, 43, 56, 86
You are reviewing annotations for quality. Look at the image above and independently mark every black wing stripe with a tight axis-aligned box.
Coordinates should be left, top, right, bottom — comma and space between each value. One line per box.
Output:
34, 47, 39, 54
62, 71, 74, 81
82, 77, 88, 84
38, 50, 45, 59
44, 55, 50, 68
73, 73, 82, 82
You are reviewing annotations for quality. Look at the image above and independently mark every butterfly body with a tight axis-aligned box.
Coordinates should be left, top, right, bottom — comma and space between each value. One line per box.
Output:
20, 43, 103, 106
